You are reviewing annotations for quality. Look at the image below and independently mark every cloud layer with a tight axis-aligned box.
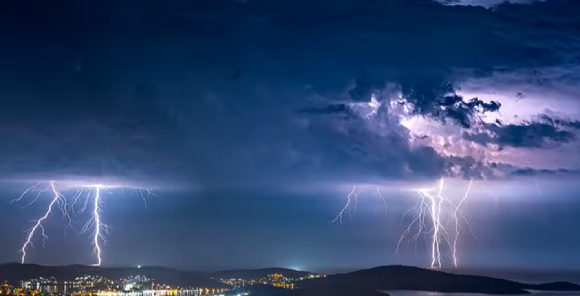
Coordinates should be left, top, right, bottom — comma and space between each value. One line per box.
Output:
1, 0, 579, 188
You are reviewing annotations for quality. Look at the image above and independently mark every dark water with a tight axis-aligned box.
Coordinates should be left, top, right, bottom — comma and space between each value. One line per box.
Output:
32, 286, 206, 296
449, 269, 580, 284
315, 268, 580, 296
386, 292, 580, 296
385, 269, 580, 296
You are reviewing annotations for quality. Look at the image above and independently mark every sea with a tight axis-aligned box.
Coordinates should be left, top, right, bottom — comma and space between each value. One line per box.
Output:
386, 291, 580, 296
382, 269, 580, 296
27, 285, 199, 296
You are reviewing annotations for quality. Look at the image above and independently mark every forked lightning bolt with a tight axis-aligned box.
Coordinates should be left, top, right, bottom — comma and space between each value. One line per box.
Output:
12, 181, 153, 265
79, 185, 109, 266
334, 179, 474, 268
18, 181, 67, 264
331, 186, 358, 224
332, 186, 387, 224
452, 179, 473, 267
397, 179, 474, 268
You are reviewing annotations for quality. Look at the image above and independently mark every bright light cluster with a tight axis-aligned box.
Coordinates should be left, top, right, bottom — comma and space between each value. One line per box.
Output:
333, 179, 474, 268
11, 181, 154, 266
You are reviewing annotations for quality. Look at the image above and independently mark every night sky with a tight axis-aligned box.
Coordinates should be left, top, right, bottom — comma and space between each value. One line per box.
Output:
1, 0, 580, 271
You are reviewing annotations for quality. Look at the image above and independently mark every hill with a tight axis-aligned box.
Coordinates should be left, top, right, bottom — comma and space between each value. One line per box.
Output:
3, 264, 579, 295
522, 281, 580, 291
0, 263, 227, 289
296, 265, 580, 294
212, 268, 314, 280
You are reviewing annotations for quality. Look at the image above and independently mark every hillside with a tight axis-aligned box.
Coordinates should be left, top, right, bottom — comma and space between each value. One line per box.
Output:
3, 264, 580, 295
296, 265, 580, 294
0, 263, 227, 289
212, 268, 314, 280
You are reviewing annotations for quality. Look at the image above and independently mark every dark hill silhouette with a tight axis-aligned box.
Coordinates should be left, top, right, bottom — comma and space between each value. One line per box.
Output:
523, 281, 580, 291
297, 265, 580, 294
0, 264, 227, 288
212, 268, 313, 280
3, 264, 580, 295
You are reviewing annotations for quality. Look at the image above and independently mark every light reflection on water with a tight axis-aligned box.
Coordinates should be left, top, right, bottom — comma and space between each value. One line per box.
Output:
385, 291, 580, 296
33, 286, 201, 296
98, 292, 197, 295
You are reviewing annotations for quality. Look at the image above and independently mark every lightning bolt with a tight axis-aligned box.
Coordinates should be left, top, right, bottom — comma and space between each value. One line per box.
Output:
331, 186, 357, 224
80, 185, 109, 266
130, 188, 157, 210
397, 178, 474, 268
452, 179, 473, 268
373, 187, 388, 215
332, 186, 390, 224
92, 186, 104, 266
395, 195, 430, 253
13, 181, 153, 266
19, 181, 64, 264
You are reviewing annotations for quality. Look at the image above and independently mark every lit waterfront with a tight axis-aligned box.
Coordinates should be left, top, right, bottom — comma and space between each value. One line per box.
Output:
16, 284, 225, 296
96, 289, 228, 296
97, 290, 198, 296
7, 270, 320, 296
20, 284, 81, 295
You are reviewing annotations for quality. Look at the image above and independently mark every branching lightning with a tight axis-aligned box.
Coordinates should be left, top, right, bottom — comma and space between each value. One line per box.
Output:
332, 186, 389, 224
334, 179, 475, 268
79, 185, 110, 266
331, 186, 357, 224
397, 179, 475, 268
452, 179, 473, 267
18, 181, 65, 264
11, 181, 154, 266
373, 187, 388, 215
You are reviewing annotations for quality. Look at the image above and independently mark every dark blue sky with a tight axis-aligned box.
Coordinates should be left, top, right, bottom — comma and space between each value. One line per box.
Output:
1, 0, 580, 270
2, 183, 580, 270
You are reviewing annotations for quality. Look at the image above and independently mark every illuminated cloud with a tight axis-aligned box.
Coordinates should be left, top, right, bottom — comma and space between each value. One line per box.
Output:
1, 0, 579, 188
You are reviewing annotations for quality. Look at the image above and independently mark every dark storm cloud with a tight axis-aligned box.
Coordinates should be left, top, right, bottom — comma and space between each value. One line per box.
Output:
463, 123, 572, 149
1, 0, 579, 187
283, 0, 580, 180
539, 114, 580, 130
510, 167, 576, 176
463, 115, 580, 149
0, 82, 194, 187
295, 113, 448, 181
295, 100, 510, 181
397, 82, 501, 128
341, 79, 502, 128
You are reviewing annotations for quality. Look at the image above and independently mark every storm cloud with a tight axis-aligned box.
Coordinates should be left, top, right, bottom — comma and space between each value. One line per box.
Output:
1, 0, 579, 188
463, 117, 578, 149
